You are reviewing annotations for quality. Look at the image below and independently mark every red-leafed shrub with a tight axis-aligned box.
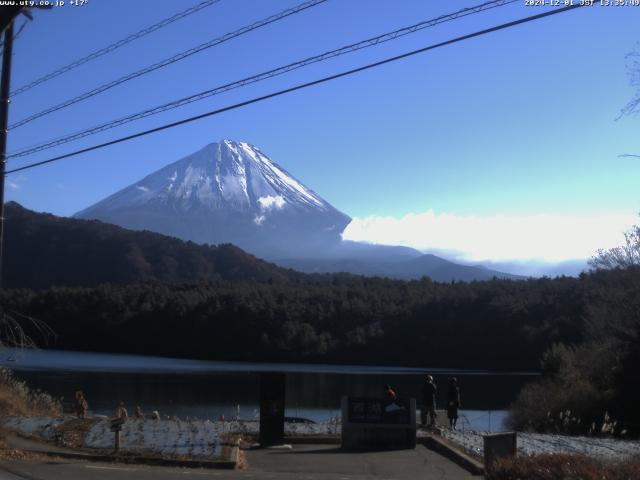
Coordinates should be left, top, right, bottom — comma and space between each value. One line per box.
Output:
488, 453, 640, 480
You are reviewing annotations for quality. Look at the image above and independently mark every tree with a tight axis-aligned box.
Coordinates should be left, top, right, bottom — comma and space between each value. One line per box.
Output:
0, 302, 54, 350
619, 44, 640, 159
620, 44, 640, 118
589, 220, 640, 270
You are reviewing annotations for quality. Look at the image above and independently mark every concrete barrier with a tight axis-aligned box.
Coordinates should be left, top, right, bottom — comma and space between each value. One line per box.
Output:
483, 432, 517, 472
419, 435, 484, 476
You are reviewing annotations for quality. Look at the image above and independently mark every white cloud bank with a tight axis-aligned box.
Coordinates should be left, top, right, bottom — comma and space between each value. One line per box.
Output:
342, 210, 639, 263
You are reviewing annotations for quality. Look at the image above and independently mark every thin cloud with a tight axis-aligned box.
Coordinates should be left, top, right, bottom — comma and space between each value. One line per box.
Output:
254, 195, 286, 226
7, 175, 27, 191
342, 210, 638, 263
257, 195, 285, 211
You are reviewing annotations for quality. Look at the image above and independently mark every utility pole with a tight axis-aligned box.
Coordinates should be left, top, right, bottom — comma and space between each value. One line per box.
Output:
0, 20, 14, 288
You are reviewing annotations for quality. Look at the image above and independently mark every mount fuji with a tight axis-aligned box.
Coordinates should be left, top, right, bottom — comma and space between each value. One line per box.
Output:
76, 139, 521, 281
75, 140, 350, 259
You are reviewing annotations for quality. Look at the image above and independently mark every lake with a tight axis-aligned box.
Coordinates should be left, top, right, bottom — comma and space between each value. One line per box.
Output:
1, 349, 537, 432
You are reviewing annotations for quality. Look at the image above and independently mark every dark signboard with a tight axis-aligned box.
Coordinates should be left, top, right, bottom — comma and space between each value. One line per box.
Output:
347, 397, 411, 425
110, 417, 125, 432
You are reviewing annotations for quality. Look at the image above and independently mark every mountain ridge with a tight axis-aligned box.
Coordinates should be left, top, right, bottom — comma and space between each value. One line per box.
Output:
3, 201, 301, 289
75, 140, 350, 259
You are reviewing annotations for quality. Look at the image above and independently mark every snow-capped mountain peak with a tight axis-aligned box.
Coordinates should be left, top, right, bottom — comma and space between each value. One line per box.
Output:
78, 140, 332, 215
74, 140, 351, 259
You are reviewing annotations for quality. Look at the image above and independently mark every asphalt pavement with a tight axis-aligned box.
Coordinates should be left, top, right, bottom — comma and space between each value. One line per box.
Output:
0, 443, 479, 479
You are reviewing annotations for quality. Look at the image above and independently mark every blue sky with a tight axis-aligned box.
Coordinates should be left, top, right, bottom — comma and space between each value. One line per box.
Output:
4, 0, 640, 264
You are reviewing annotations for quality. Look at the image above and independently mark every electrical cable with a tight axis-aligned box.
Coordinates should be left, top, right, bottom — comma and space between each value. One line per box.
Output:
5, 4, 585, 176
8, 0, 517, 159
8, 0, 328, 129
9, 0, 223, 96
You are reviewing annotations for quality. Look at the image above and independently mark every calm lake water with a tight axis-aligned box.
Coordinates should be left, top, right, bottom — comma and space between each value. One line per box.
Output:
1, 349, 537, 432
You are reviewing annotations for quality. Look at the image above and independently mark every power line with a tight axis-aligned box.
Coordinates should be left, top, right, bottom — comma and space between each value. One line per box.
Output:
8, 0, 328, 130
0, 19, 28, 55
8, 0, 518, 160
5, 4, 585, 176
9, 0, 223, 97
13, 19, 28, 41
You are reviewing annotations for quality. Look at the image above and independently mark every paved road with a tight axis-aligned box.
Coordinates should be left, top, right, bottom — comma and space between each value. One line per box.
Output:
0, 444, 479, 479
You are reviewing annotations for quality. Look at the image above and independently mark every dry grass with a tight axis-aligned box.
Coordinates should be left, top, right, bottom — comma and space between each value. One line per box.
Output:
0, 367, 62, 417
488, 453, 640, 480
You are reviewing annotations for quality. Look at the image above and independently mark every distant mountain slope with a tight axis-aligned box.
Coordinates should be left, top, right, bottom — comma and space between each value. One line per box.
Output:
75, 139, 351, 260
399, 254, 524, 281
279, 252, 523, 281
3, 202, 299, 289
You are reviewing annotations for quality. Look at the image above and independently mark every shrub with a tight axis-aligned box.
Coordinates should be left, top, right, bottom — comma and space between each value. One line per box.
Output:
0, 367, 61, 417
508, 341, 615, 434
488, 453, 640, 480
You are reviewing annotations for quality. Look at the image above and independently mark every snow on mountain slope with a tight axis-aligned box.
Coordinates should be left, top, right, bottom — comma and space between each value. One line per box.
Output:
79, 140, 329, 214
75, 140, 351, 259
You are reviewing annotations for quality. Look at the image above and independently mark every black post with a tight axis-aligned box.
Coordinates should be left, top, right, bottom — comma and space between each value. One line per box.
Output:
0, 21, 15, 289
259, 372, 286, 446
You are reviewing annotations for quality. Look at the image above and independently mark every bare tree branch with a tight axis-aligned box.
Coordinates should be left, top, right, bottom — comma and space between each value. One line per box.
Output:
0, 307, 55, 351
589, 221, 640, 270
618, 43, 640, 119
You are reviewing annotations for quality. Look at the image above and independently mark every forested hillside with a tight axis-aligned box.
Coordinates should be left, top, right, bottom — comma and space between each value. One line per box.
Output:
3, 202, 301, 288
1, 272, 604, 370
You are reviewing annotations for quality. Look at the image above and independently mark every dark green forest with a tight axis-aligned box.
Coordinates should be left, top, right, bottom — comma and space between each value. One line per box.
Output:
0, 269, 628, 370
3, 266, 639, 435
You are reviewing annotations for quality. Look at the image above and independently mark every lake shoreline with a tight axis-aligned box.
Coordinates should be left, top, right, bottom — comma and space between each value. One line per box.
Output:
3, 348, 533, 432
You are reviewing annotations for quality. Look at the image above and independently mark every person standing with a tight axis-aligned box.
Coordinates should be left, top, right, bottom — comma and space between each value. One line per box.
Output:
115, 401, 128, 419
421, 375, 437, 427
74, 391, 88, 419
384, 384, 397, 401
447, 377, 461, 430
